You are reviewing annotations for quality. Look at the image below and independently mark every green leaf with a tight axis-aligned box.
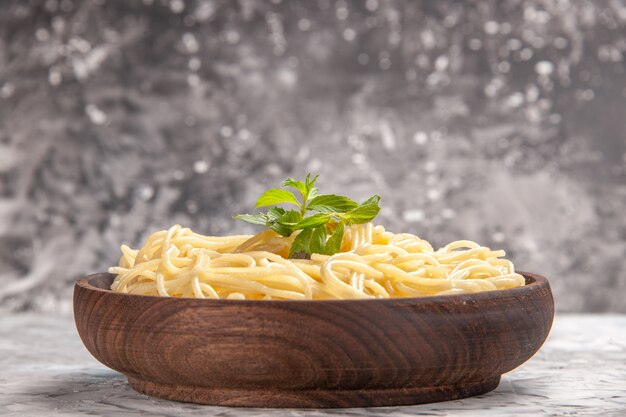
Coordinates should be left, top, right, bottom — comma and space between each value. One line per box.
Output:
307, 194, 358, 214
283, 173, 320, 204
305, 173, 319, 189
304, 173, 319, 202
232, 213, 268, 226
266, 207, 286, 222
269, 222, 293, 237
323, 222, 344, 255
309, 226, 327, 255
234, 174, 381, 247
289, 226, 327, 259
277, 210, 301, 226
282, 177, 307, 199
361, 195, 381, 206
269, 210, 301, 237
289, 228, 313, 259
256, 189, 301, 208
343, 203, 381, 225
295, 213, 331, 229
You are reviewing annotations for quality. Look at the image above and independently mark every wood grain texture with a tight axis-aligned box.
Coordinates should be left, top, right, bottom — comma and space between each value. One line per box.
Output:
73, 272, 554, 408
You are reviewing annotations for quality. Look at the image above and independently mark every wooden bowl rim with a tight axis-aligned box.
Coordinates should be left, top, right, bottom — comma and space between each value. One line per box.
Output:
75, 271, 549, 306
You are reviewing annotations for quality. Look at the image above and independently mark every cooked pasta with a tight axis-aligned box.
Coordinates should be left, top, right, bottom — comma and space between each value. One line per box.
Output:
109, 224, 525, 300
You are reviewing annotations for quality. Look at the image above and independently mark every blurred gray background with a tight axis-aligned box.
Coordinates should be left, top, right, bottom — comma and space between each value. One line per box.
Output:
0, 0, 625, 313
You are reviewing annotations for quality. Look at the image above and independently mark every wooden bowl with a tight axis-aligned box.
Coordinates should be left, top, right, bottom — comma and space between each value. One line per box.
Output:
73, 271, 553, 408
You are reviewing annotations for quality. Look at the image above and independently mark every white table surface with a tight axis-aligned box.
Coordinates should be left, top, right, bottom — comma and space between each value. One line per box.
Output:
1, 313, 624, 417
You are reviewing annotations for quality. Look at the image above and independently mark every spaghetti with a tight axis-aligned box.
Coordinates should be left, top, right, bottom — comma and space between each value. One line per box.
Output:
109, 224, 525, 300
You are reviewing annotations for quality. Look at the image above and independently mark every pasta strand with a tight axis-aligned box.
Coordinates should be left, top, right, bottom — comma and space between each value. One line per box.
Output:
109, 224, 525, 300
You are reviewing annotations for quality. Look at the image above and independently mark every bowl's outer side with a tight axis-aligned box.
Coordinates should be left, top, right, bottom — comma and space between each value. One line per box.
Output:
73, 272, 553, 398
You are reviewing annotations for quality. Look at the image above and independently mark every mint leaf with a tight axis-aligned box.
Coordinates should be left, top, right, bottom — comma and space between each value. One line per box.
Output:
289, 226, 327, 259
266, 207, 286, 222
235, 175, 381, 256
233, 213, 268, 226
305, 173, 318, 188
307, 194, 358, 213
308, 186, 319, 200
283, 174, 320, 205
256, 189, 301, 208
304, 174, 319, 201
309, 226, 327, 254
295, 213, 331, 229
343, 203, 380, 225
269, 210, 301, 236
361, 195, 381, 206
323, 222, 344, 254
289, 229, 313, 259
269, 222, 293, 237
276, 210, 301, 226
282, 177, 307, 200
